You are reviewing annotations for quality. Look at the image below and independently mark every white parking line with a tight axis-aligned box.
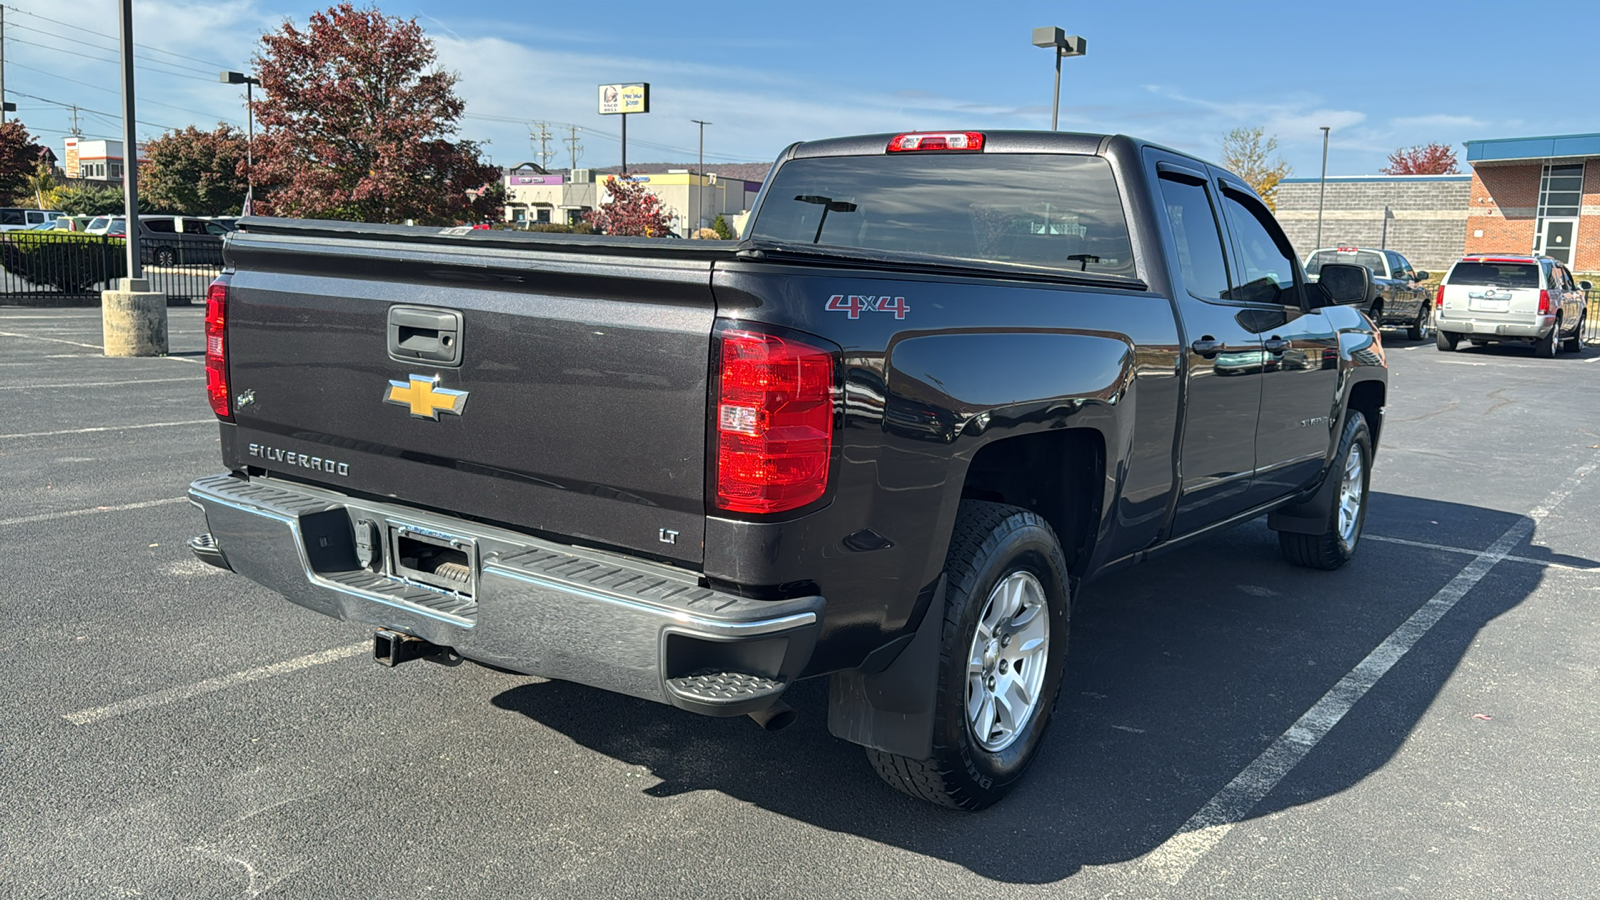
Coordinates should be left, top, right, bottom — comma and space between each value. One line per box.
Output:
63, 642, 370, 726
0, 376, 196, 390
1140, 455, 1598, 885
1, 419, 214, 439
1367, 534, 1599, 573
0, 329, 103, 350
0, 497, 188, 528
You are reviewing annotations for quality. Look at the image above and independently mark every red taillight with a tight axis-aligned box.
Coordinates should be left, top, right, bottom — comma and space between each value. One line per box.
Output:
205, 277, 231, 419
1435, 285, 1445, 310
886, 131, 985, 153
1537, 290, 1550, 315
714, 330, 835, 514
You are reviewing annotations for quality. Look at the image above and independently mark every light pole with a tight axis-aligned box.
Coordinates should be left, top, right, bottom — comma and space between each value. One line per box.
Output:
220, 71, 260, 213
1316, 125, 1330, 249
692, 119, 711, 230
1031, 26, 1087, 132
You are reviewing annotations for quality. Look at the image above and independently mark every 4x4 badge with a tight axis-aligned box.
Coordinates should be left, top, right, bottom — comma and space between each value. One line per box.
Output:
385, 374, 469, 420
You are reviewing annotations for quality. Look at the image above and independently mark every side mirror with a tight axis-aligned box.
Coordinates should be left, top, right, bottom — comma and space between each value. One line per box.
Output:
1582, 280, 1593, 292
1316, 263, 1372, 307
1414, 270, 1429, 281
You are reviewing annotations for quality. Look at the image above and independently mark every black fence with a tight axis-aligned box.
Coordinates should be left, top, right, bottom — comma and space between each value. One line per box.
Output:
0, 232, 221, 305
1586, 290, 1600, 344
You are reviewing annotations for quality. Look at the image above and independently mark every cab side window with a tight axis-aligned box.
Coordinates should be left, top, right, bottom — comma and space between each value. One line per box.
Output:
144, 219, 176, 233
1157, 175, 1231, 302
1220, 189, 1298, 306
182, 219, 211, 235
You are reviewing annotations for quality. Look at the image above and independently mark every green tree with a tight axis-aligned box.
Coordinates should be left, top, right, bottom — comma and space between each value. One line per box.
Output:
1220, 127, 1292, 211
142, 124, 249, 216
0, 120, 46, 206
49, 184, 126, 216
712, 214, 733, 240
251, 3, 502, 224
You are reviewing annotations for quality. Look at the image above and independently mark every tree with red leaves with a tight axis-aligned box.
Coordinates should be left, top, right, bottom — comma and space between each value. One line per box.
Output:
585, 176, 677, 237
142, 125, 249, 216
1382, 143, 1460, 175
0, 120, 45, 206
250, 3, 501, 224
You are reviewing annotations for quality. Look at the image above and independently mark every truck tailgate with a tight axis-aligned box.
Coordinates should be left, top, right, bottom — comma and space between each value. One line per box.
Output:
220, 226, 720, 565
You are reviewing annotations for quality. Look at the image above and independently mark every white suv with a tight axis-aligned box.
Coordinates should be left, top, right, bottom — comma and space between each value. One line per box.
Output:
1434, 254, 1590, 358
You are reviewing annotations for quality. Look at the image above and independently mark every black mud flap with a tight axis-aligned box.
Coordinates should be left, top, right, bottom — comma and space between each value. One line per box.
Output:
1268, 459, 1341, 535
826, 576, 945, 760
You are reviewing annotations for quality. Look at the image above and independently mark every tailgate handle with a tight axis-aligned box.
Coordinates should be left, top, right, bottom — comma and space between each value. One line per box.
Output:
388, 306, 463, 367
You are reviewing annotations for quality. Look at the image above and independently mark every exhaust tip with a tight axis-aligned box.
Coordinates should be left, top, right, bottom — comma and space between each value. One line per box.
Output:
748, 700, 797, 732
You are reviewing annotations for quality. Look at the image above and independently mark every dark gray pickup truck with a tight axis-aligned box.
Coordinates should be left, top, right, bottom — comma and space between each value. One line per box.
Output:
188, 131, 1387, 809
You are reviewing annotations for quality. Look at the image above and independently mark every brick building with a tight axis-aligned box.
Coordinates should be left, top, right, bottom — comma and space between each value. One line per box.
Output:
1275, 175, 1470, 273
1463, 132, 1599, 272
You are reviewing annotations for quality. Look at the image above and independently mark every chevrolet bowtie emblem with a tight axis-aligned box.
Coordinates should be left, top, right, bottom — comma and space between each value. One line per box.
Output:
385, 375, 469, 420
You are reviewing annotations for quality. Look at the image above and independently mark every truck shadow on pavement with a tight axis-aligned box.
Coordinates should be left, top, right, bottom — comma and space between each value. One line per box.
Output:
490, 493, 1592, 883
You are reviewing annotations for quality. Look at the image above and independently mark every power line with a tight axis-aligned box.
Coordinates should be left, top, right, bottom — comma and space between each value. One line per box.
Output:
9, 88, 182, 134
5, 34, 226, 82
1, 4, 233, 71
5, 59, 240, 124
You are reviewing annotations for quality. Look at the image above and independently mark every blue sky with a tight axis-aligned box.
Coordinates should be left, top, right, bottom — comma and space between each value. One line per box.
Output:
6, 0, 1595, 177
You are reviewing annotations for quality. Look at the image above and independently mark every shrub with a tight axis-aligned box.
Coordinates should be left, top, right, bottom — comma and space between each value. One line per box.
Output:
0, 233, 127, 292
712, 214, 733, 240
691, 227, 720, 240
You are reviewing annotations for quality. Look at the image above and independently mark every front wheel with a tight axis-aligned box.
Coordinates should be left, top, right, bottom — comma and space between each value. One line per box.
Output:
866, 501, 1070, 810
1279, 412, 1372, 570
1562, 311, 1585, 353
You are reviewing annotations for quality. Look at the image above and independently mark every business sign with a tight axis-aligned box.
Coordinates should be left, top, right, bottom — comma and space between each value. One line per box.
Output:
598, 83, 650, 115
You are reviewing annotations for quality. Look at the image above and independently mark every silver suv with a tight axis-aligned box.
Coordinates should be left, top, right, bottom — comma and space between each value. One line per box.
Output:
1434, 254, 1590, 358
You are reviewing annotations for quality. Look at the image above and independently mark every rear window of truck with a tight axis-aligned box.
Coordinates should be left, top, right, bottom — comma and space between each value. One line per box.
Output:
749, 154, 1136, 280
1306, 249, 1384, 276
1446, 262, 1540, 289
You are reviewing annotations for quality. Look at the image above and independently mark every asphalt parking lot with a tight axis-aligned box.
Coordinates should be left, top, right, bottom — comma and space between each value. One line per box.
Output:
3, 306, 1598, 899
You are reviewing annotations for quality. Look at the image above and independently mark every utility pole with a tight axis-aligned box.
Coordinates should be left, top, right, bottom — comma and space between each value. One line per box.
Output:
1, 6, 10, 124
119, 0, 142, 281
1316, 126, 1331, 249
564, 125, 583, 171
529, 121, 553, 170
70, 106, 83, 137
692, 119, 711, 229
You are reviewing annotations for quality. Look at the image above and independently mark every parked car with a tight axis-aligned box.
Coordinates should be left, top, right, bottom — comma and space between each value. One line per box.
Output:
0, 208, 64, 232
140, 216, 228, 267
1304, 246, 1433, 340
1434, 254, 1590, 357
186, 129, 1388, 810
85, 216, 121, 235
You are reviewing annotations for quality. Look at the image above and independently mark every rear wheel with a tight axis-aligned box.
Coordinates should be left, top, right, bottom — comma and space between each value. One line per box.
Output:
866, 500, 1070, 810
154, 247, 176, 267
1279, 412, 1372, 570
1407, 304, 1431, 341
1436, 329, 1460, 351
1535, 323, 1558, 358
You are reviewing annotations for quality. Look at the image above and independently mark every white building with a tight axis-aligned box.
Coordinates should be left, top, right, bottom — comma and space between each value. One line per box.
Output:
62, 138, 145, 181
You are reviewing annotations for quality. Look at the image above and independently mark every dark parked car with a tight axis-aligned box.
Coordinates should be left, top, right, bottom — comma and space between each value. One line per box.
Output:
141, 215, 233, 267
187, 131, 1387, 810
1305, 246, 1433, 340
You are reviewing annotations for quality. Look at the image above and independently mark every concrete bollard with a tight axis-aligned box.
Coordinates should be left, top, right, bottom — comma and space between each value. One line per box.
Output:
101, 278, 169, 357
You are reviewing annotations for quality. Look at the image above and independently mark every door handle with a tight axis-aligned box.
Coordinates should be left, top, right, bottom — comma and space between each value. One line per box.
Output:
1263, 337, 1291, 354
1191, 338, 1225, 358
388, 305, 463, 366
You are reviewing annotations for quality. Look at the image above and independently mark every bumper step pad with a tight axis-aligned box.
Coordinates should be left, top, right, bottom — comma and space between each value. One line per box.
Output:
666, 670, 787, 705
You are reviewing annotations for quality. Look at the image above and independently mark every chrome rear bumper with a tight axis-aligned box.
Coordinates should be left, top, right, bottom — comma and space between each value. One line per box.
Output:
188, 474, 821, 715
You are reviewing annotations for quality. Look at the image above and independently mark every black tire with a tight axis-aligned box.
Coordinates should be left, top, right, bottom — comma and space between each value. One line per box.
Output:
1279, 412, 1372, 570
1407, 304, 1430, 341
1369, 300, 1383, 325
1436, 329, 1460, 351
866, 500, 1070, 810
1561, 311, 1583, 354
1535, 322, 1557, 358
